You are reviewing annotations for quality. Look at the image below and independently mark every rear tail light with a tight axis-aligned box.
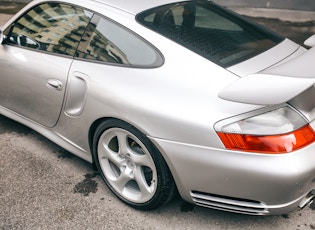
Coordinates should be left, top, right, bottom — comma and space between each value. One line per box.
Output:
216, 107, 315, 154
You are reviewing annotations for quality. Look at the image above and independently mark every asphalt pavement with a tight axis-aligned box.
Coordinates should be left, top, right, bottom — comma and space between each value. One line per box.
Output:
1, 3, 315, 230
1, 115, 315, 229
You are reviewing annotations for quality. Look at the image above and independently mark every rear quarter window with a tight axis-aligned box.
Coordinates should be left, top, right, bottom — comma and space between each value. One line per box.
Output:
76, 14, 163, 67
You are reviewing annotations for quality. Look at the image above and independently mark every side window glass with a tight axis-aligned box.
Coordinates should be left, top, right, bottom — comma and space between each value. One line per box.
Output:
76, 15, 162, 67
8, 3, 92, 56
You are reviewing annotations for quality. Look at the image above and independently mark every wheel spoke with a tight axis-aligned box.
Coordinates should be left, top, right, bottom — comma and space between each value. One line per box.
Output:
134, 166, 155, 197
99, 141, 122, 167
111, 168, 133, 192
131, 153, 155, 169
116, 131, 129, 155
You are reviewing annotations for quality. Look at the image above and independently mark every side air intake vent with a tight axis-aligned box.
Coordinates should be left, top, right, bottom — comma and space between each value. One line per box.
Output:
191, 191, 269, 215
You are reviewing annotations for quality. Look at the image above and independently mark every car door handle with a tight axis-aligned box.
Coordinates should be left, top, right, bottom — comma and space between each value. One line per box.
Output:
46, 79, 63, 91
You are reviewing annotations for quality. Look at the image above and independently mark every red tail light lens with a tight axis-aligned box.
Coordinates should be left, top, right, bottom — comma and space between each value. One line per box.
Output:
217, 124, 315, 154
216, 107, 315, 154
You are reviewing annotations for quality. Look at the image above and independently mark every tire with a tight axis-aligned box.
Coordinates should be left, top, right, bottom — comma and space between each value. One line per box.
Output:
93, 119, 176, 210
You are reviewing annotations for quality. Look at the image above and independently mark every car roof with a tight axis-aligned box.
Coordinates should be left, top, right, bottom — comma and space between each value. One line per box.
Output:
89, 0, 190, 14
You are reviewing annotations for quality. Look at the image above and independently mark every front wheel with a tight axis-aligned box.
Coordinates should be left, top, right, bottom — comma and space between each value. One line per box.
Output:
93, 119, 176, 210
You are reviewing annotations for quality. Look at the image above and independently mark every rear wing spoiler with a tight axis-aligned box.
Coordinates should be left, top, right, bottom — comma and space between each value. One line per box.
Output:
219, 47, 315, 105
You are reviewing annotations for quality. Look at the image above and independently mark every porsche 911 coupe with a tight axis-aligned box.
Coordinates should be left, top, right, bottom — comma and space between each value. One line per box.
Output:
1, 0, 315, 215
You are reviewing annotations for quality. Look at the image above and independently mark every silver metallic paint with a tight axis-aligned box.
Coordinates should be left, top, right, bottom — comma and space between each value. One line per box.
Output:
0, 0, 314, 215
0, 45, 70, 127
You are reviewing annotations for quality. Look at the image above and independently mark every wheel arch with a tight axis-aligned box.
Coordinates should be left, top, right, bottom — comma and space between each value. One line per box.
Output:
88, 117, 173, 170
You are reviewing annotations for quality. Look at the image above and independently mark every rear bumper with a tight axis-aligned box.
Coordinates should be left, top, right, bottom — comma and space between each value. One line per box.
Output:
152, 137, 315, 215
190, 188, 315, 215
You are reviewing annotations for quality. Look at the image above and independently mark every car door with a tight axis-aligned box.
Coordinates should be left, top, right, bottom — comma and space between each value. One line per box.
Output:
0, 2, 92, 127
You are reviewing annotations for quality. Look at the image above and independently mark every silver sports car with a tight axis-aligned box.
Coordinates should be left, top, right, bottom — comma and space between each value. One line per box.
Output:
1, 0, 315, 215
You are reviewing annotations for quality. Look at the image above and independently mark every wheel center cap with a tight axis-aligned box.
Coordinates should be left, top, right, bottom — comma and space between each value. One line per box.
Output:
126, 159, 135, 169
